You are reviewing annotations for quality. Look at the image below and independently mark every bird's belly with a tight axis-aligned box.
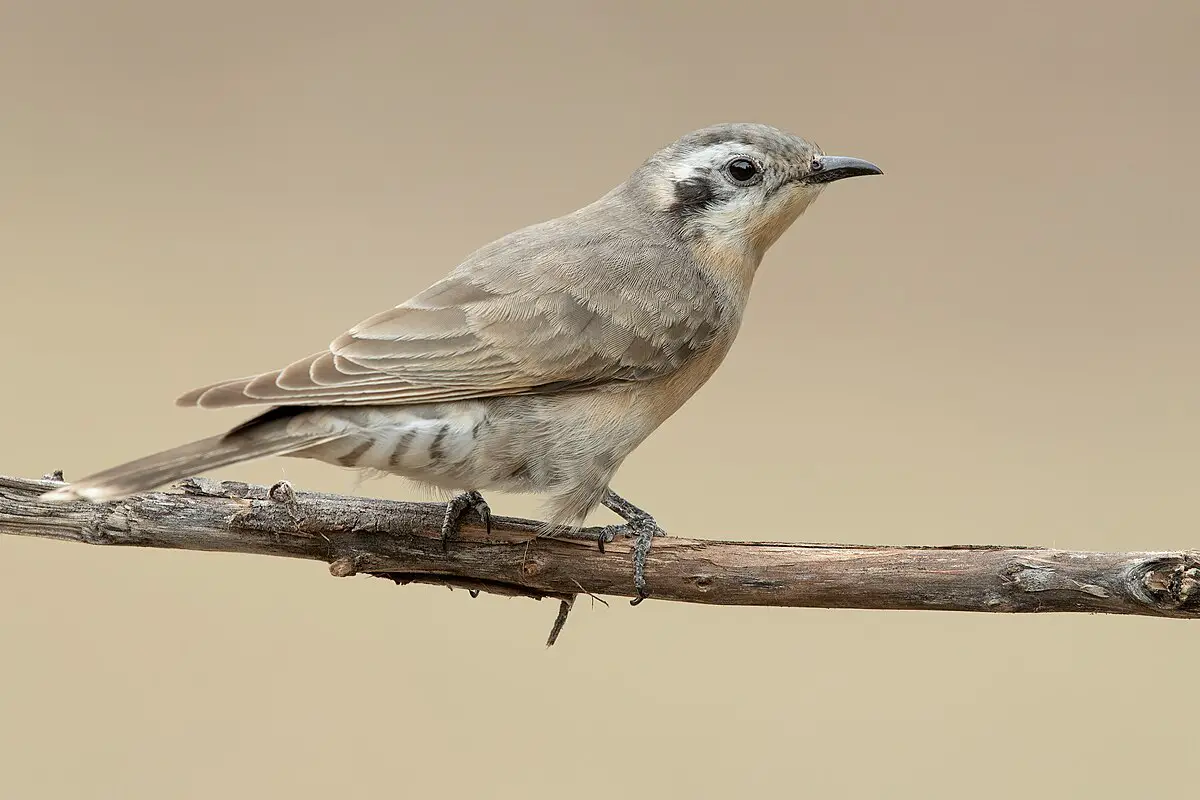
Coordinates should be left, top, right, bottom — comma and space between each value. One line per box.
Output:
288, 395, 654, 498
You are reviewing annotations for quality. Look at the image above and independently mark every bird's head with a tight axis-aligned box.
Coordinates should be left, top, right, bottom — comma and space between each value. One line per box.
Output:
636, 122, 881, 261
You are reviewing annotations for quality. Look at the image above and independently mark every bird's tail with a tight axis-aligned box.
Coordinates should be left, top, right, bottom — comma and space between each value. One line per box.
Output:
40, 416, 340, 504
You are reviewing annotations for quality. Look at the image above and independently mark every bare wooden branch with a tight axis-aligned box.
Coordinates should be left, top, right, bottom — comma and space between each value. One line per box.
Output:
1, 474, 1197, 645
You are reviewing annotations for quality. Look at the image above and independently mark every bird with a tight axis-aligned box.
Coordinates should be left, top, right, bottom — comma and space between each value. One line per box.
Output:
42, 122, 882, 603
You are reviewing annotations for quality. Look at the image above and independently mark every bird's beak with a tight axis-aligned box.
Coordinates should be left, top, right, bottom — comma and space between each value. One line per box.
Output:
804, 155, 883, 184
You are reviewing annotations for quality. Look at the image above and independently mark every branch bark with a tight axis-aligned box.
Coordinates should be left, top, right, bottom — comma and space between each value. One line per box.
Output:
1, 474, 1197, 645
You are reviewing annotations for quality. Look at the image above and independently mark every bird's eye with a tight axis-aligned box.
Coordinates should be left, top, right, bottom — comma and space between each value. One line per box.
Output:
726, 158, 760, 184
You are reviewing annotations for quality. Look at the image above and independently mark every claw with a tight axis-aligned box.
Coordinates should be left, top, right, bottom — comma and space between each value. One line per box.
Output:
595, 525, 619, 554
441, 490, 491, 553
599, 489, 667, 605
628, 522, 659, 605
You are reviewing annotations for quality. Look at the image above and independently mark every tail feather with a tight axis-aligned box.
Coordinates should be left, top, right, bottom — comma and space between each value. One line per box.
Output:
41, 423, 340, 503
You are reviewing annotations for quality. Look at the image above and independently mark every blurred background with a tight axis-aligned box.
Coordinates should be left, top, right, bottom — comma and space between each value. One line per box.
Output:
1, 1, 1197, 797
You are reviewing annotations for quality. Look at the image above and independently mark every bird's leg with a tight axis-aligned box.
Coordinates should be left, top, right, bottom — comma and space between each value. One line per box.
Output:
595, 489, 666, 606
440, 490, 492, 552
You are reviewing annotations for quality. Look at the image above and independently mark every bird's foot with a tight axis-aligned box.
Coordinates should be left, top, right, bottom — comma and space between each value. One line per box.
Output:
598, 490, 666, 606
441, 490, 491, 552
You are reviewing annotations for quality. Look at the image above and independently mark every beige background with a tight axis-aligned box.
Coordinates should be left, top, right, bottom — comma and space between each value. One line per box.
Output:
2, 1, 1197, 797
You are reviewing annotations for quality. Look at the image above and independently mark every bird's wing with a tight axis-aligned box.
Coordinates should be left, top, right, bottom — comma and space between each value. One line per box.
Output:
177, 229, 726, 409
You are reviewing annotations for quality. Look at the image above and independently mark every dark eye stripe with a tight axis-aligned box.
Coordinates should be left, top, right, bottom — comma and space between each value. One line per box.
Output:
668, 177, 716, 214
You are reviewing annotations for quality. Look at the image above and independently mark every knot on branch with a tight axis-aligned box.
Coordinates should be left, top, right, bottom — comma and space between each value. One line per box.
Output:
76, 500, 132, 545
329, 555, 361, 577
178, 477, 253, 500
1134, 553, 1200, 612
1000, 560, 1113, 599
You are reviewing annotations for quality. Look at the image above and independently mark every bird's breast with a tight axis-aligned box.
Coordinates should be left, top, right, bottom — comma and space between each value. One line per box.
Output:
625, 323, 740, 425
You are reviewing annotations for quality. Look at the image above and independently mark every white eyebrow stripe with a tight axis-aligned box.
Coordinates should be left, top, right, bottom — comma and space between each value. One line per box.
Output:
667, 142, 751, 182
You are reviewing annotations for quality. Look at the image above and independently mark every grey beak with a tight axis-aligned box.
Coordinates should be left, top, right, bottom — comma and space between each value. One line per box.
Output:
806, 155, 883, 184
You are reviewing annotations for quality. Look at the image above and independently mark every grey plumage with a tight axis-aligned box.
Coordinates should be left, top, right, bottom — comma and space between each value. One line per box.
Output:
42, 122, 881, 597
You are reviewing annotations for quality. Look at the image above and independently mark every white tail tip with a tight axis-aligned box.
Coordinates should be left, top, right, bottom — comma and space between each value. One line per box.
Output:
40, 485, 121, 503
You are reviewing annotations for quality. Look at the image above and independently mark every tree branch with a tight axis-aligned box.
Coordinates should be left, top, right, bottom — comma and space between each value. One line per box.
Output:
2, 474, 1197, 646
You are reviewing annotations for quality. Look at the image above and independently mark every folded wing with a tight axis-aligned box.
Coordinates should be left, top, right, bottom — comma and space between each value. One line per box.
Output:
177, 231, 725, 409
